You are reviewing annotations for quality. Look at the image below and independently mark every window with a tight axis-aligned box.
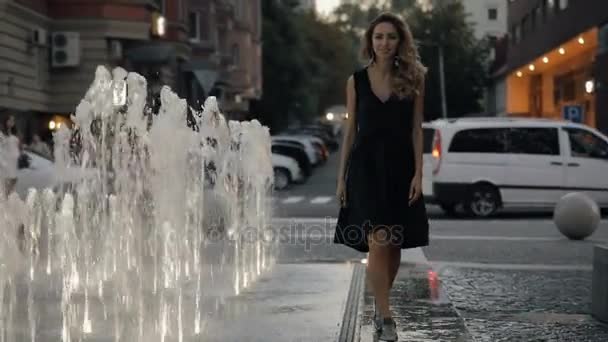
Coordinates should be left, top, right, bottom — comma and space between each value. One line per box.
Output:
565, 128, 608, 159
423, 128, 435, 154
200, 9, 211, 42
188, 12, 201, 41
448, 128, 508, 153
511, 24, 521, 44
507, 128, 560, 155
521, 15, 529, 37
232, 44, 240, 67
488, 8, 497, 20
535, 4, 543, 22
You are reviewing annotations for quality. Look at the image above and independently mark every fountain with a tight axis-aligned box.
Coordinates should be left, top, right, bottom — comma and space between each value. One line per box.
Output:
0, 66, 276, 341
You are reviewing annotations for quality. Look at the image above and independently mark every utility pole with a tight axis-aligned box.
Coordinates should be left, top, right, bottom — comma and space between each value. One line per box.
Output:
419, 40, 448, 119
438, 45, 447, 119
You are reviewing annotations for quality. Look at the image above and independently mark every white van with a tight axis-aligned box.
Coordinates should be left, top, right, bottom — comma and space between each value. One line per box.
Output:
422, 122, 436, 200
430, 117, 608, 217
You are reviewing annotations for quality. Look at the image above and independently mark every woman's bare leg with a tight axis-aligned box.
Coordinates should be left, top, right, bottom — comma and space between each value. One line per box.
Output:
388, 246, 401, 288
367, 228, 393, 318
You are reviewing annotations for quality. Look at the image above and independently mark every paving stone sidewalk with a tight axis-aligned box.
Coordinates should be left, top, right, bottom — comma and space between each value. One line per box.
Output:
357, 262, 470, 342
436, 266, 608, 342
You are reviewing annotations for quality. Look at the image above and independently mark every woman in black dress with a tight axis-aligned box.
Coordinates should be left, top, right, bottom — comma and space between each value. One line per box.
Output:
334, 12, 429, 341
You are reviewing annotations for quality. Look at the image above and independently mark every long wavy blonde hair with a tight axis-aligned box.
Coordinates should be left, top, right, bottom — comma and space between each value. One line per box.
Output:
361, 12, 427, 99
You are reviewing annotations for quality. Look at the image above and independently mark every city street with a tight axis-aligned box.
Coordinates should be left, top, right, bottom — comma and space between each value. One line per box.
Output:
259, 150, 608, 341
2, 0, 608, 340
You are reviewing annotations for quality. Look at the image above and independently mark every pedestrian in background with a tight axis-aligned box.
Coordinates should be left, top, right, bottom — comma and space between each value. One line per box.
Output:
30, 133, 52, 159
0, 115, 20, 196
333, 12, 430, 342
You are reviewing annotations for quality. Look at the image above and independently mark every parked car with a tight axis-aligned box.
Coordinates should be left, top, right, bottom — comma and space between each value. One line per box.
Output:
14, 149, 94, 200
304, 135, 329, 164
430, 117, 608, 217
271, 142, 312, 179
284, 126, 339, 152
272, 135, 320, 166
271, 153, 303, 190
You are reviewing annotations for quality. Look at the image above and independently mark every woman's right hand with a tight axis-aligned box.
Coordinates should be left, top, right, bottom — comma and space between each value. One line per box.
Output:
336, 180, 347, 207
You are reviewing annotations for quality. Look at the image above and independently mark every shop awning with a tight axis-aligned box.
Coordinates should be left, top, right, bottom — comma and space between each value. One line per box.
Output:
126, 44, 175, 64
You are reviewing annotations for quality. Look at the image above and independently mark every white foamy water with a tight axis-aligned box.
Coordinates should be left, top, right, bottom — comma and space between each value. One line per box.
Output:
0, 66, 276, 341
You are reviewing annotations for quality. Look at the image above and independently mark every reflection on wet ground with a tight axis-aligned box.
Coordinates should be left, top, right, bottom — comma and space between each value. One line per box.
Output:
438, 267, 608, 341
359, 262, 470, 341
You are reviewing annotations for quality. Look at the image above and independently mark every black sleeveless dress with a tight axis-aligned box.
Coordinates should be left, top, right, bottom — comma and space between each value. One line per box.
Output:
334, 67, 430, 253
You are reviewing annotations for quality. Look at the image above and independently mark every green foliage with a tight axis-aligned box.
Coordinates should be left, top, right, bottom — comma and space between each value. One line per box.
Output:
254, 0, 490, 131
254, 0, 358, 132
332, 0, 491, 118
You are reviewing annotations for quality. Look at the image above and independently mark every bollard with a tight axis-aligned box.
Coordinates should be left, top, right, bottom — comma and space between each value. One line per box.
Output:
553, 192, 600, 240
592, 245, 608, 323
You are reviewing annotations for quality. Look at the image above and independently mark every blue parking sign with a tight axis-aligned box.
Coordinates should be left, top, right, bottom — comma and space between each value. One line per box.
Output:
563, 105, 584, 123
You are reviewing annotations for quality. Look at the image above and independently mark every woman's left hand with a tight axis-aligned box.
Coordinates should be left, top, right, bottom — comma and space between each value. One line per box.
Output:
409, 172, 422, 206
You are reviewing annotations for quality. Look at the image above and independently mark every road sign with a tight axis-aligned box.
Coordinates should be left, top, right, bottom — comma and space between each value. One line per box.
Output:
563, 105, 584, 123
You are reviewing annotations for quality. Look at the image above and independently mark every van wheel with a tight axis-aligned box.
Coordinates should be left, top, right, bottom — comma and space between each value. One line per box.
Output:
466, 184, 500, 218
273, 168, 291, 190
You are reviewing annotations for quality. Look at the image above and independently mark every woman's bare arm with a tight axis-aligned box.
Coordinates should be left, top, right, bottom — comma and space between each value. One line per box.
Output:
337, 75, 357, 183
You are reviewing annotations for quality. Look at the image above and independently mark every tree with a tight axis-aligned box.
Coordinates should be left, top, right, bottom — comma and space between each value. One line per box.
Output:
252, 0, 358, 133
408, 3, 490, 118
329, 0, 491, 119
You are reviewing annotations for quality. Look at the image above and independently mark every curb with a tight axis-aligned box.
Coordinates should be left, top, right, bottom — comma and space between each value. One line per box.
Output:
337, 263, 365, 342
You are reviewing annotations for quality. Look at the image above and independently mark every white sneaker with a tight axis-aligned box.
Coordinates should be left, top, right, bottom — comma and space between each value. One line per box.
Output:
373, 300, 383, 332
378, 317, 398, 341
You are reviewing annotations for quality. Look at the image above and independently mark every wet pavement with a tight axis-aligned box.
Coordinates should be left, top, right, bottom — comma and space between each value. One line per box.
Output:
437, 266, 608, 341
358, 250, 470, 342
203, 263, 353, 341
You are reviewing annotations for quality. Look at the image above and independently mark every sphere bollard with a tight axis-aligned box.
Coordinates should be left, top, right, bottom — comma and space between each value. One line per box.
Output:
553, 192, 600, 240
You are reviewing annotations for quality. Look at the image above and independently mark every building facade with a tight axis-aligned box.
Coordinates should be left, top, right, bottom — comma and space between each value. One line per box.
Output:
504, 0, 608, 134
187, 0, 262, 119
428, 0, 507, 40
0, 0, 193, 141
1, 0, 273, 143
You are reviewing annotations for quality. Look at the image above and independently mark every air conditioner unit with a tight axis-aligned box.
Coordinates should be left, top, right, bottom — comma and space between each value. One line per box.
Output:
51, 31, 81, 68
31, 28, 48, 46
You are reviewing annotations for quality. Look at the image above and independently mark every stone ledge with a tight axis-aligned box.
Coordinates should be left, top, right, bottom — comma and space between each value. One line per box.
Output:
592, 244, 608, 323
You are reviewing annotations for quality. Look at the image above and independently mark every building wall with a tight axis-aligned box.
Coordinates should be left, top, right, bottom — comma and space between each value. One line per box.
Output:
15, 0, 47, 15
505, 0, 608, 133
47, 19, 150, 113
429, 0, 507, 39
0, 0, 151, 115
461, 0, 507, 39
596, 51, 608, 134
507, 0, 608, 71
506, 73, 530, 114
0, 1, 51, 113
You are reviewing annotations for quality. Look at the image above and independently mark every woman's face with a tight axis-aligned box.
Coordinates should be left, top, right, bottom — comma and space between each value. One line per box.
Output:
372, 22, 400, 61
7, 116, 15, 128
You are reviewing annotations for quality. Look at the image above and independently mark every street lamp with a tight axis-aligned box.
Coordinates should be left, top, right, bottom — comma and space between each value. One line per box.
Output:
418, 40, 447, 119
